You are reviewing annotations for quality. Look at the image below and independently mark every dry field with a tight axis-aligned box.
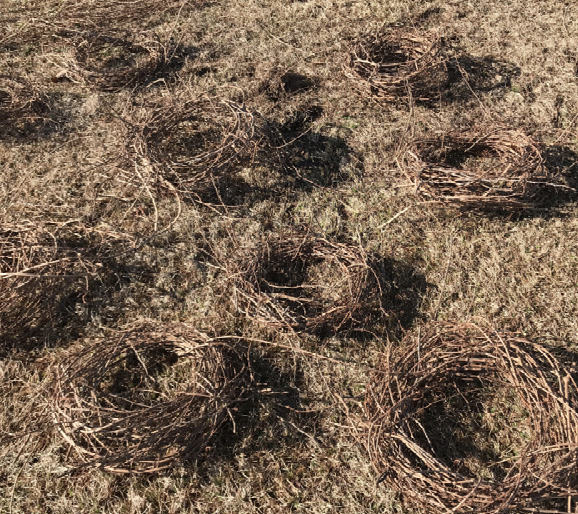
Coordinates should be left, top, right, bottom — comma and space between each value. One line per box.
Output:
1, 0, 578, 512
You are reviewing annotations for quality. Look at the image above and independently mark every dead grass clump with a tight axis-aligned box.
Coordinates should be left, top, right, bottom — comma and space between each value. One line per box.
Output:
0, 76, 48, 138
51, 323, 251, 473
59, 0, 198, 31
365, 322, 578, 514
127, 96, 269, 201
410, 128, 562, 211
62, 34, 179, 92
1, 0, 201, 50
224, 234, 385, 334
345, 29, 445, 102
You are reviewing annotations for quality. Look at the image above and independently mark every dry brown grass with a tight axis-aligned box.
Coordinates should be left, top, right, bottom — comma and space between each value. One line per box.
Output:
1, 0, 578, 512
365, 322, 578, 514
53, 0, 198, 31
50, 322, 252, 473
0, 0, 202, 50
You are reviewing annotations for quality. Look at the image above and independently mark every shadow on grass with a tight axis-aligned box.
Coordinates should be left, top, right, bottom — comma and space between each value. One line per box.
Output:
275, 106, 362, 190
261, 70, 319, 102
207, 352, 317, 463
380, 258, 429, 338
444, 55, 522, 103
407, 54, 521, 107
0, 92, 60, 142
193, 105, 361, 207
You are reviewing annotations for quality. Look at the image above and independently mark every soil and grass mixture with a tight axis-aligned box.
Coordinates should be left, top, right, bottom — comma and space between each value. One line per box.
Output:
1, 1, 578, 513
